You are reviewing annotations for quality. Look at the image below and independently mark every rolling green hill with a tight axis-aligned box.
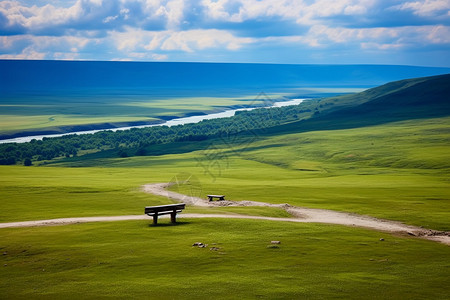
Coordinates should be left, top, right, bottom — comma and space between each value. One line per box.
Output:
264, 74, 450, 135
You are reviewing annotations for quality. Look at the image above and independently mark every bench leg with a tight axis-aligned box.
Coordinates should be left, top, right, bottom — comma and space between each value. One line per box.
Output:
153, 213, 158, 225
171, 211, 177, 223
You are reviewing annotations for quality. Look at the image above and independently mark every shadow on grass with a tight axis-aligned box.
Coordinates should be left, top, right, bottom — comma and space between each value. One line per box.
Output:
147, 221, 191, 227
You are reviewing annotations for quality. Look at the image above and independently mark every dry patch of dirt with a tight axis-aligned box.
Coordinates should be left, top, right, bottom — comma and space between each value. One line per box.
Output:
141, 183, 450, 245
0, 183, 448, 246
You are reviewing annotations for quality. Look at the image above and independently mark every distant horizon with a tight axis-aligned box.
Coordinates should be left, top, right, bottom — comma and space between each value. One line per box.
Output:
1, 58, 450, 70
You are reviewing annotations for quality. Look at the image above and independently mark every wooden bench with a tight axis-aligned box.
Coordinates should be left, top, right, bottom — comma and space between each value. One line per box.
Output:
207, 195, 225, 201
144, 203, 186, 225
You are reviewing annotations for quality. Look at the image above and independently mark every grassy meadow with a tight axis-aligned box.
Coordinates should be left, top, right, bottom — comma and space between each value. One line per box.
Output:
0, 114, 449, 298
5, 116, 444, 229
1, 219, 449, 299
0, 94, 285, 136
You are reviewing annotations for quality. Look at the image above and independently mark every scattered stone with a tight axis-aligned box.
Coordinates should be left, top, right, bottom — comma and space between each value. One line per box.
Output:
271, 241, 281, 244
379, 238, 384, 241
407, 232, 416, 236
4, 264, 7, 266
210, 247, 221, 251
267, 245, 280, 249
192, 242, 210, 248
2, 252, 7, 255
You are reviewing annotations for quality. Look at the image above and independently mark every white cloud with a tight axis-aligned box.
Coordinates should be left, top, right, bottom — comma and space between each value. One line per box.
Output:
151, 53, 168, 60
165, 0, 185, 29
128, 51, 168, 60
422, 25, 450, 43
0, 0, 126, 34
110, 27, 153, 51
0, 0, 82, 31
0, 0, 449, 65
301, 24, 450, 49
0, 34, 93, 59
110, 27, 254, 53
120, 8, 130, 20
103, 15, 119, 23
391, 0, 450, 17
201, 0, 304, 22
111, 51, 168, 61
53, 51, 80, 60
160, 29, 253, 51
361, 42, 405, 50
200, 0, 376, 25
0, 47, 47, 60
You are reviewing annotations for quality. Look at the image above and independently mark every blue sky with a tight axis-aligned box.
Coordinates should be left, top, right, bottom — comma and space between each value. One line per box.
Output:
0, 0, 449, 66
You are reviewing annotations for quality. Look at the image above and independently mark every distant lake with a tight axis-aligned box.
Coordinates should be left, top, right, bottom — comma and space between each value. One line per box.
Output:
1, 60, 449, 143
2, 61, 450, 92
0, 99, 304, 144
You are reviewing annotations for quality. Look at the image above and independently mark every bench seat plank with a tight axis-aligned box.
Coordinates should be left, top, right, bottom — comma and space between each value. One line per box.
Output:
207, 195, 225, 201
144, 203, 186, 224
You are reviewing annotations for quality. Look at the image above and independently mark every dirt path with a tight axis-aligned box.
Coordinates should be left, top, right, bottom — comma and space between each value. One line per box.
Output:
142, 183, 450, 245
0, 183, 448, 245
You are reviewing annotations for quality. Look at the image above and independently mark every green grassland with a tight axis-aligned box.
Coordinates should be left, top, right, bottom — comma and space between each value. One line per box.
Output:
0, 75, 449, 298
1, 219, 449, 299
0, 114, 159, 133
0, 94, 285, 136
0, 117, 449, 298
13, 116, 444, 230
1, 117, 448, 229
0, 161, 293, 222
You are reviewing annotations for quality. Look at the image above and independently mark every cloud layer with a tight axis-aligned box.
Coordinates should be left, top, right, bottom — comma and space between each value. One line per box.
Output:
0, 0, 449, 66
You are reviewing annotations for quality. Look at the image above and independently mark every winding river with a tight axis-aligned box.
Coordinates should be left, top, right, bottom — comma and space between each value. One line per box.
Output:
0, 99, 304, 144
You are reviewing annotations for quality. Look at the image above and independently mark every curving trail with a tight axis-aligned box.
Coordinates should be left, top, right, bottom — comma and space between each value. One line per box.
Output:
142, 183, 450, 245
0, 183, 448, 245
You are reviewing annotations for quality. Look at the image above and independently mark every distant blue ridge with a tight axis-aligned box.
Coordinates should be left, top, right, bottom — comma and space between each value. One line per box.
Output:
1, 60, 449, 94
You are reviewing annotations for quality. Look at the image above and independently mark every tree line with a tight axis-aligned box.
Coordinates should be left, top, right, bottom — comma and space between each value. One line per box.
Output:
0, 101, 321, 165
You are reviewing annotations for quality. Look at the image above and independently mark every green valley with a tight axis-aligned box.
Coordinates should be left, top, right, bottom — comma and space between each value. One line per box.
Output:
0, 74, 449, 299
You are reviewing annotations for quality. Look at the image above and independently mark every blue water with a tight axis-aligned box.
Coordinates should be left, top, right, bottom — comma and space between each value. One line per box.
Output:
1, 60, 449, 96
0, 99, 305, 144
1, 60, 449, 143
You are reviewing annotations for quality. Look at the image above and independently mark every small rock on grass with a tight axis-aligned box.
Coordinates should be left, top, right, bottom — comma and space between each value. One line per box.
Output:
192, 242, 209, 248
267, 245, 280, 249
271, 241, 281, 244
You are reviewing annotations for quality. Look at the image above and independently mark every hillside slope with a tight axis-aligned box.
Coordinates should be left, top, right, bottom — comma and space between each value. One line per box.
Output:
265, 74, 450, 134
